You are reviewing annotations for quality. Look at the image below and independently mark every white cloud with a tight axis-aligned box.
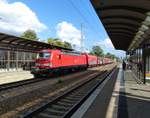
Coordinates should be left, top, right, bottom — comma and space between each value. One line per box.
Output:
0, 0, 47, 35
97, 38, 114, 49
56, 21, 82, 48
96, 38, 125, 57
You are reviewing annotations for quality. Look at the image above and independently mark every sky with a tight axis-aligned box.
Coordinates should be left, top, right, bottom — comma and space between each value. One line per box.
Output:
0, 0, 125, 57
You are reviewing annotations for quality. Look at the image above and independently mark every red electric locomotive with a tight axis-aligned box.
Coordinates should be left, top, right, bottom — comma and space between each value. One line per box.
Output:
31, 49, 87, 78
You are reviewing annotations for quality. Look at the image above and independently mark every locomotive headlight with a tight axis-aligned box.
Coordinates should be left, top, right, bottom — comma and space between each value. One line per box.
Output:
43, 63, 52, 67
43, 63, 49, 66
49, 63, 52, 67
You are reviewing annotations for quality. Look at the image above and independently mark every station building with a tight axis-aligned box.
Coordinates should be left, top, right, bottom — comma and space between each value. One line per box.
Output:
0, 33, 71, 72
91, 0, 150, 83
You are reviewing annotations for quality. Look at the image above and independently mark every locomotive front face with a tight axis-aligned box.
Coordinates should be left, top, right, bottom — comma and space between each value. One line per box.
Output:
31, 51, 52, 75
35, 51, 52, 68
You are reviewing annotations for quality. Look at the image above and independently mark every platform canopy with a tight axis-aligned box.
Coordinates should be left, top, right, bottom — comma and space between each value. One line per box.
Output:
0, 32, 73, 52
91, 0, 150, 51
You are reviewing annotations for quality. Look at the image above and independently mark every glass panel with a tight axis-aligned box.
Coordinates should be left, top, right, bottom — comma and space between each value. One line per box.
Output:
0, 50, 36, 71
38, 52, 51, 58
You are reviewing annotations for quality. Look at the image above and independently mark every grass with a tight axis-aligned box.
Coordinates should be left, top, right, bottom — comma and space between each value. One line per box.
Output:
57, 78, 64, 83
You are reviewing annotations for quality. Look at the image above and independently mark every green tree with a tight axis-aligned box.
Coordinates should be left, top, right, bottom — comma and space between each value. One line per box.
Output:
21, 29, 38, 40
55, 40, 64, 47
47, 38, 55, 45
105, 53, 117, 60
105, 52, 111, 58
64, 41, 72, 49
54, 38, 60, 41
90, 46, 104, 57
47, 38, 72, 48
89, 51, 94, 55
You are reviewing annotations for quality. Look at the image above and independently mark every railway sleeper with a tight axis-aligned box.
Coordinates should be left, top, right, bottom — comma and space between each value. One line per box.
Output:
69, 92, 86, 96
64, 97, 80, 101
68, 95, 83, 99
76, 92, 87, 96
65, 96, 81, 100
44, 108, 65, 116
57, 101, 74, 107
37, 112, 60, 118
51, 104, 70, 111
82, 85, 97, 91
60, 99, 77, 104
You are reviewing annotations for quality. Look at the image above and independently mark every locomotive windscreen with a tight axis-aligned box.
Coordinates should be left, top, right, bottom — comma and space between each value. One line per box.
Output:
37, 52, 51, 58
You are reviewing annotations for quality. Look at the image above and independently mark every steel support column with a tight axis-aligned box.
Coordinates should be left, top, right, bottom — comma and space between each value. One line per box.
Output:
143, 44, 146, 84
16, 50, 18, 70
7, 50, 10, 71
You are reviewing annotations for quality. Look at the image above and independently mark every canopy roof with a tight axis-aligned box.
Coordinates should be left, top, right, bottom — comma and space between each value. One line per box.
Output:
0, 32, 73, 52
91, 0, 150, 51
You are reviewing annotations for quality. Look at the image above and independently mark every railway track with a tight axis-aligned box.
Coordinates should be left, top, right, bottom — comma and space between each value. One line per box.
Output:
0, 78, 45, 91
19, 67, 118, 118
0, 69, 93, 92
0, 69, 94, 92
0, 65, 113, 92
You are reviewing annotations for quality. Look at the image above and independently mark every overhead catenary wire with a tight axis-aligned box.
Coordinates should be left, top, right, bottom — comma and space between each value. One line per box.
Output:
68, 0, 103, 38
80, 0, 105, 36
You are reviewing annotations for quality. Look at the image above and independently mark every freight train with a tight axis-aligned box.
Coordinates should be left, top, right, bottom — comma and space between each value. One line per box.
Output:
31, 49, 113, 78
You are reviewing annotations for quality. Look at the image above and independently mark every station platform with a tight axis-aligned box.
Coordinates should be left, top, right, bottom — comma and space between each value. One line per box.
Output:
0, 71, 33, 85
72, 66, 150, 118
